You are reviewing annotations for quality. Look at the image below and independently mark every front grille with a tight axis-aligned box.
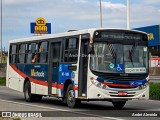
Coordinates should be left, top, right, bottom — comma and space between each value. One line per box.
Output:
110, 95, 135, 97
105, 75, 146, 81
109, 92, 136, 94
108, 86, 138, 89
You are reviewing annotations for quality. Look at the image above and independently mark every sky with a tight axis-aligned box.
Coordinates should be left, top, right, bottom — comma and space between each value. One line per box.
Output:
1, 0, 160, 49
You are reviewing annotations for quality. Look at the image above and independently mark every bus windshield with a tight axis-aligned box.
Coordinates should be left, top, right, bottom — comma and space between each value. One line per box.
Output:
90, 43, 148, 74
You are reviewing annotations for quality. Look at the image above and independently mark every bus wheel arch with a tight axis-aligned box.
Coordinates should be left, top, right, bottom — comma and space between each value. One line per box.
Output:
24, 79, 35, 102
66, 84, 81, 108
63, 79, 80, 108
62, 79, 72, 104
23, 78, 30, 92
23, 78, 42, 102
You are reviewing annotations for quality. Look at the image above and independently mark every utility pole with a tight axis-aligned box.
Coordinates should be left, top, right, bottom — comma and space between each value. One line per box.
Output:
127, 0, 130, 29
100, 0, 102, 28
0, 0, 2, 63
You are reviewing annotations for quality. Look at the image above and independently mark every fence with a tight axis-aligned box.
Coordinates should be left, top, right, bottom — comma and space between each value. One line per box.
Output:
0, 48, 8, 64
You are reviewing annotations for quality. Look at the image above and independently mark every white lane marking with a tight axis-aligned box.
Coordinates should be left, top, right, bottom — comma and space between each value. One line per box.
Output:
0, 99, 125, 120
0, 99, 69, 111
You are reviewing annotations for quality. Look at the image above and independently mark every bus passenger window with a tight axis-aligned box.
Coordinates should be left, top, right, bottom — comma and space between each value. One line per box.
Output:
39, 42, 48, 63
18, 44, 26, 63
64, 38, 79, 63
10, 45, 17, 63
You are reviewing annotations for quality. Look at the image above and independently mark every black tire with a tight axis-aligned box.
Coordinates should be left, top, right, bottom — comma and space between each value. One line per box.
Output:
62, 97, 67, 104
112, 101, 126, 109
66, 84, 81, 108
24, 81, 36, 102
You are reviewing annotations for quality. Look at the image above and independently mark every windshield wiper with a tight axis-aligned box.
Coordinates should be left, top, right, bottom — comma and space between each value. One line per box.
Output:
129, 43, 137, 66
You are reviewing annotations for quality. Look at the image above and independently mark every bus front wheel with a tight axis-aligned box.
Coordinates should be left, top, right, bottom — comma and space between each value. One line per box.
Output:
66, 84, 81, 108
112, 101, 126, 109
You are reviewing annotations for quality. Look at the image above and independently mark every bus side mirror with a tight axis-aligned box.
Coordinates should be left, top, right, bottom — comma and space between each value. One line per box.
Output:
88, 43, 93, 54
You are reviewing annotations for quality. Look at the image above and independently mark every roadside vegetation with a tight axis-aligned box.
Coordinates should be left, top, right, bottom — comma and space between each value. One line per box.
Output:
149, 82, 160, 100
0, 77, 6, 86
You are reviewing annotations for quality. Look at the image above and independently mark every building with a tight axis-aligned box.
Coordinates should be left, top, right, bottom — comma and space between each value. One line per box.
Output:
135, 25, 160, 75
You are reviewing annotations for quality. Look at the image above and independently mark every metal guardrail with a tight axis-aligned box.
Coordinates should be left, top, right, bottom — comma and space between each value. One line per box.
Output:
149, 76, 160, 83
0, 72, 6, 77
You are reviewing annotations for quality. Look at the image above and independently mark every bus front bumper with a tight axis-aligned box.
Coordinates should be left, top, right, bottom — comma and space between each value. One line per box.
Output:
87, 85, 149, 100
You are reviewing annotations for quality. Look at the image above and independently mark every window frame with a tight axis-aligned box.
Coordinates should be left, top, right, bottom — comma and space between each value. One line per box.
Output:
63, 37, 79, 63
9, 41, 49, 64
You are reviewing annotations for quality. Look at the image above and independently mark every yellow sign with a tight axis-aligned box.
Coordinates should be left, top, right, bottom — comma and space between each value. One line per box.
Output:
31, 69, 45, 77
31, 69, 35, 76
31, 17, 51, 34
36, 17, 46, 26
148, 33, 154, 40
34, 17, 47, 33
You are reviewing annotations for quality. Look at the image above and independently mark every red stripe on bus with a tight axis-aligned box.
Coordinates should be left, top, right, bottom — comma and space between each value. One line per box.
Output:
57, 84, 64, 89
74, 86, 78, 90
102, 82, 135, 87
51, 83, 64, 89
10, 64, 64, 89
11, 64, 27, 78
52, 83, 57, 87
10, 64, 48, 86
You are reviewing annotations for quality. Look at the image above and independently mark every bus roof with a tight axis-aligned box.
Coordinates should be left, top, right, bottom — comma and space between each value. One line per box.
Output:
9, 28, 147, 43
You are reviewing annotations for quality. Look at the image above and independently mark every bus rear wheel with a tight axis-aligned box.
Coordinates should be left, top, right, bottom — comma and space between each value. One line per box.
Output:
24, 81, 42, 102
66, 84, 81, 108
112, 101, 126, 109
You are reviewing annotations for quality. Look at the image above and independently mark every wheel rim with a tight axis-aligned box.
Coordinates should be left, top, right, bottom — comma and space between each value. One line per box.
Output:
68, 90, 74, 103
25, 88, 29, 100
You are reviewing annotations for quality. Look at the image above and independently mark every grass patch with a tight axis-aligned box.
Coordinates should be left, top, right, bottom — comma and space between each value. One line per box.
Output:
149, 82, 160, 100
12, 118, 21, 120
0, 77, 6, 86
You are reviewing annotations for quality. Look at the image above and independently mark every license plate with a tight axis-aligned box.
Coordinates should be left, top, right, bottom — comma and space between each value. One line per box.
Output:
118, 91, 128, 96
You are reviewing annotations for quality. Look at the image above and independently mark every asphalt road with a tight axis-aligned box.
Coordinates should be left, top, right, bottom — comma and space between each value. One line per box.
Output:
0, 86, 160, 120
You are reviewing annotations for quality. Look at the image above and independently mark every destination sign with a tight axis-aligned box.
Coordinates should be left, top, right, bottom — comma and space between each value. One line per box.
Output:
93, 30, 147, 41
101, 32, 143, 40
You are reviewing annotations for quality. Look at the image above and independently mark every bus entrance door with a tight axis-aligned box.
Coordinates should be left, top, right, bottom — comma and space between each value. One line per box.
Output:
78, 39, 88, 97
49, 42, 61, 95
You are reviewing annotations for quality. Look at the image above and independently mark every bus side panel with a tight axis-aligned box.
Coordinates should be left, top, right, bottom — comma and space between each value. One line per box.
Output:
23, 64, 49, 95
57, 64, 79, 97
7, 64, 20, 91
35, 84, 48, 95
8, 64, 49, 95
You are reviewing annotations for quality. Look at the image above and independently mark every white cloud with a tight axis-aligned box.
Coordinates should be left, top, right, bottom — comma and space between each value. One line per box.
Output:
3, 0, 45, 5
101, 1, 126, 9
74, 0, 87, 3
2, 0, 160, 49
144, 0, 160, 5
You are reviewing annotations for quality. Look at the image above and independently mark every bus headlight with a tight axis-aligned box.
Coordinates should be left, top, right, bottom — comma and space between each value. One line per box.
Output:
139, 83, 148, 90
139, 85, 143, 90
90, 77, 97, 84
102, 85, 107, 89
90, 77, 108, 89
97, 83, 101, 87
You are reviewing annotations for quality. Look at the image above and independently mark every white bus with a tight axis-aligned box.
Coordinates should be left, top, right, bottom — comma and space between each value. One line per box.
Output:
6, 28, 149, 108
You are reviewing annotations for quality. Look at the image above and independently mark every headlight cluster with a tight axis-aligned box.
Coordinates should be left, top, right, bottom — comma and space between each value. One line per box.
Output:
139, 83, 149, 90
90, 77, 108, 90
139, 76, 149, 90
